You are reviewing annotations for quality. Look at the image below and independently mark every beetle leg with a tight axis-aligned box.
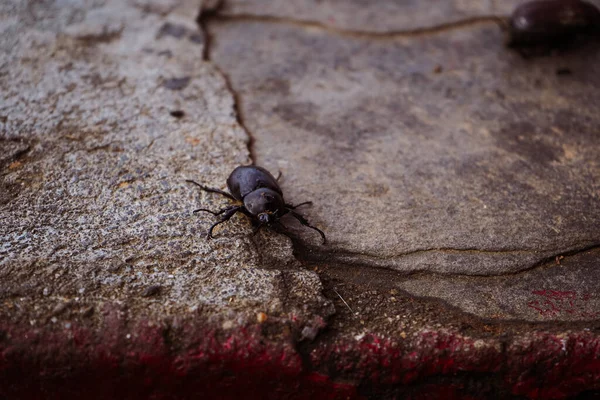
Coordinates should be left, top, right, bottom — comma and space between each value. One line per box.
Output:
193, 205, 237, 216
206, 206, 241, 239
238, 207, 254, 219
186, 179, 236, 201
288, 210, 326, 244
286, 201, 312, 209
276, 171, 283, 181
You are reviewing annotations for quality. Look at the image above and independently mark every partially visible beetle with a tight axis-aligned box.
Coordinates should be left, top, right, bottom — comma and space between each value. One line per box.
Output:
506, 0, 600, 49
186, 166, 326, 243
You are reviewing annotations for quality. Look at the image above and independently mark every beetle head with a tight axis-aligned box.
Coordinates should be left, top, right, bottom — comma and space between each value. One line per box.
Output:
243, 188, 285, 225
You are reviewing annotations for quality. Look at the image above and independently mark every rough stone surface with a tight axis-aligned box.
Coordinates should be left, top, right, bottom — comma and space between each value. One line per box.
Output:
1, 0, 332, 377
2, 0, 600, 398
398, 248, 600, 321
207, 9, 600, 321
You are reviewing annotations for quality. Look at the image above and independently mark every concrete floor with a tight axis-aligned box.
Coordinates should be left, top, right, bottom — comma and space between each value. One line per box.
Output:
1, 0, 600, 398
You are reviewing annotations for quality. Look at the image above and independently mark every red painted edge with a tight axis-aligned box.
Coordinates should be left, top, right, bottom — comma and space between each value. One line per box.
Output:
2, 316, 600, 399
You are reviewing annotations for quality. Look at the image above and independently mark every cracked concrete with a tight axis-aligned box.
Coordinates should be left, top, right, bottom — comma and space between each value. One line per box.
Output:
397, 248, 600, 321
2, 0, 600, 398
207, 14, 600, 273
0, 0, 331, 355
218, 0, 498, 33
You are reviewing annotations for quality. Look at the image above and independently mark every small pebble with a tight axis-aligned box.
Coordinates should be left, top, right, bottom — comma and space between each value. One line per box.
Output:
301, 326, 319, 341
256, 312, 268, 323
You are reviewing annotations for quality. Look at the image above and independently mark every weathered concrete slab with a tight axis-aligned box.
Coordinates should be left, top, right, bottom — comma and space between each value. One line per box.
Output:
0, 0, 331, 360
3, 0, 600, 398
208, 19, 600, 278
397, 248, 600, 321
207, 7, 600, 325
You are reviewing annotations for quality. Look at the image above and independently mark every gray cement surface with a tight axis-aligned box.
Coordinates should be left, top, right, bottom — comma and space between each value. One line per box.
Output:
207, 4, 600, 321
1, 0, 600, 397
0, 0, 332, 335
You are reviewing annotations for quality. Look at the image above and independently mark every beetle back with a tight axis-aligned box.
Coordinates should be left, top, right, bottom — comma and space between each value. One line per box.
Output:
227, 166, 282, 200
508, 0, 600, 47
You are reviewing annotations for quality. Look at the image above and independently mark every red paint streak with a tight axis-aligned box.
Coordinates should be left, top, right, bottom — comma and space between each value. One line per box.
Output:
506, 333, 600, 399
311, 331, 503, 387
3, 313, 600, 399
531, 290, 576, 299
0, 320, 360, 400
528, 290, 599, 319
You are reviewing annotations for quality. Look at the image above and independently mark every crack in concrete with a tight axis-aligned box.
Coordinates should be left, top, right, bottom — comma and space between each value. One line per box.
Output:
197, 7, 507, 166
304, 252, 600, 328
332, 246, 534, 258
194, 3, 600, 333
194, 6, 598, 280
208, 13, 506, 39
294, 240, 600, 278
197, 3, 256, 164
489, 242, 600, 277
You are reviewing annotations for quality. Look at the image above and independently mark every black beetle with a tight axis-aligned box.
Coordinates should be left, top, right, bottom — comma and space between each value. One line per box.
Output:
186, 166, 326, 243
507, 0, 600, 48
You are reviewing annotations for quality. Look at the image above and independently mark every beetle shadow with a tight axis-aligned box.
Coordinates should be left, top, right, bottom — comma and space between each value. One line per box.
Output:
507, 34, 600, 59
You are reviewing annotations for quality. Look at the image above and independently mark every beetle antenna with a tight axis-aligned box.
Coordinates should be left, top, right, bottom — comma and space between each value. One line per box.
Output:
286, 201, 312, 209
288, 210, 326, 244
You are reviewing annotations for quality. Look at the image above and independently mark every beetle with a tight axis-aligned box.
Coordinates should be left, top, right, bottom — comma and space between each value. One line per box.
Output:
186, 166, 326, 243
506, 0, 600, 49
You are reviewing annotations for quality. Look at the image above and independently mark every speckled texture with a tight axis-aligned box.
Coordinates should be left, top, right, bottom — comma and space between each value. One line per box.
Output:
0, 0, 332, 368
2, 0, 600, 398
208, 18, 600, 274
207, 10, 600, 328
397, 248, 600, 321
